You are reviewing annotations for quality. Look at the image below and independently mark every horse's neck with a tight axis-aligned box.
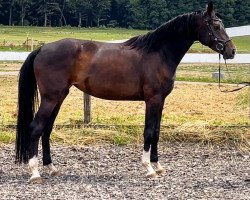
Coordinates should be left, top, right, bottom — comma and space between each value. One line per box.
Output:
161, 37, 195, 68
160, 14, 198, 68
162, 25, 199, 67
175, 39, 195, 62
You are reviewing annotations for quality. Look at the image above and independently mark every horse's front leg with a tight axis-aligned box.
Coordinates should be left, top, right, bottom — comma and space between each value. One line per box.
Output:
142, 95, 165, 178
150, 100, 166, 175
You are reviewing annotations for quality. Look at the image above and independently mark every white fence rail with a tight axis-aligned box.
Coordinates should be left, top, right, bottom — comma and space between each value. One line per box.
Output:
0, 52, 30, 61
0, 51, 249, 63
226, 25, 250, 37
181, 53, 250, 63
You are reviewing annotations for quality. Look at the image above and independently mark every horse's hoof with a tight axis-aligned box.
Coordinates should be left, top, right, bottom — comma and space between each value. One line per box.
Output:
146, 172, 158, 178
156, 168, 166, 175
50, 170, 60, 177
28, 176, 43, 184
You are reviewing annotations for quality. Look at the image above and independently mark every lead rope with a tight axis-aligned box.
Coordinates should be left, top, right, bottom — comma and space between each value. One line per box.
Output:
218, 54, 249, 92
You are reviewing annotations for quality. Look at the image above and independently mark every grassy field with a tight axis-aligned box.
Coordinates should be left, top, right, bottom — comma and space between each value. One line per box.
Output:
177, 63, 250, 83
0, 26, 250, 53
0, 72, 249, 149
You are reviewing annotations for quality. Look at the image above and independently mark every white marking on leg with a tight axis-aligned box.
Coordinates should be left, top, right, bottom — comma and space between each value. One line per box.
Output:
156, 162, 164, 171
142, 148, 150, 164
152, 162, 166, 174
47, 163, 59, 176
28, 156, 41, 182
142, 147, 157, 177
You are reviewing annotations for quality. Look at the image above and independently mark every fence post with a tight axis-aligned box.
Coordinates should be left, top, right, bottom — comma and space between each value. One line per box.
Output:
84, 93, 91, 124
26, 34, 29, 51
31, 38, 34, 51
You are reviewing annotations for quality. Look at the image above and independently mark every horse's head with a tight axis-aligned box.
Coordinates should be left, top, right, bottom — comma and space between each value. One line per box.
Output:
197, 1, 236, 59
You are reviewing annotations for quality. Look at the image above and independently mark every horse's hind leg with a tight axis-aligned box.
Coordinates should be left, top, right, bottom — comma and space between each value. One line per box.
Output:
28, 97, 58, 183
42, 91, 68, 176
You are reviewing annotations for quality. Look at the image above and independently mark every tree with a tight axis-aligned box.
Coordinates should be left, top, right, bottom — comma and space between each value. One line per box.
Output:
3, 0, 16, 25
129, 0, 148, 28
147, 0, 169, 29
234, 0, 250, 26
110, 0, 133, 27
68, 0, 91, 27
57, 0, 68, 26
214, 0, 237, 27
35, 0, 60, 26
16, 0, 32, 26
0, 0, 248, 28
92, 0, 111, 27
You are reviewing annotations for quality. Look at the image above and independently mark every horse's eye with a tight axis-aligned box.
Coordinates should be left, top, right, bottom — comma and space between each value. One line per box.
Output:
214, 25, 220, 30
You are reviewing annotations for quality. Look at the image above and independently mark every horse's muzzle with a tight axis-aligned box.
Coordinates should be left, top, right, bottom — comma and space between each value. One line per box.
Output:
223, 48, 236, 59
222, 39, 236, 59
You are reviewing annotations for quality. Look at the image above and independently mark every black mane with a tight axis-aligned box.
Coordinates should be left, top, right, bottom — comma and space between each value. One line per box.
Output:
124, 11, 203, 53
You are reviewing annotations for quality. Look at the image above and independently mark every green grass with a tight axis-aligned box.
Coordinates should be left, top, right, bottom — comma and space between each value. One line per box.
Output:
0, 129, 15, 144
0, 26, 145, 42
0, 26, 145, 51
0, 26, 249, 52
236, 91, 250, 109
231, 36, 250, 53
177, 63, 250, 83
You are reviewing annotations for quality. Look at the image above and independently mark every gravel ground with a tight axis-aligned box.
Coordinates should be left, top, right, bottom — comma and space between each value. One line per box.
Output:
0, 143, 249, 200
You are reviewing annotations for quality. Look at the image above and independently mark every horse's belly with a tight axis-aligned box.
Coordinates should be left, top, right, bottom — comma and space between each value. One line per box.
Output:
74, 74, 143, 100
89, 88, 143, 101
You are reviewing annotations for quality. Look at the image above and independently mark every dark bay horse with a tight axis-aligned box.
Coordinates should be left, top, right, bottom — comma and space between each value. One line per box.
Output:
16, 2, 236, 183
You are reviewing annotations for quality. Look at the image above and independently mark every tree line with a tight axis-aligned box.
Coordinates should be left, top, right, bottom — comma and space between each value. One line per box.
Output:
0, 0, 249, 29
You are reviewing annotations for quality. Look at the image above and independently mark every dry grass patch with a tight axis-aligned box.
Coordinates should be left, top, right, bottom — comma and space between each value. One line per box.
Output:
0, 75, 249, 148
0, 62, 22, 72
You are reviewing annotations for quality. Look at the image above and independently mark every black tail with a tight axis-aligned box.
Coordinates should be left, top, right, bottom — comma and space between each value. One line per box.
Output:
15, 48, 41, 164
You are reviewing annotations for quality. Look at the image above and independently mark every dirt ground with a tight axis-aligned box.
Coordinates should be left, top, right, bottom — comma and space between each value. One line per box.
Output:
0, 143, 249, 200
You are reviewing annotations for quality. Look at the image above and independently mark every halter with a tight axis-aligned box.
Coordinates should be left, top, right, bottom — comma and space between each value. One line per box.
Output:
205, 18, 232, 52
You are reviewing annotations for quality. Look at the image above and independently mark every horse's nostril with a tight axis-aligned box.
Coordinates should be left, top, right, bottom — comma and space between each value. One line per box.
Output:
232, 49, 236, 55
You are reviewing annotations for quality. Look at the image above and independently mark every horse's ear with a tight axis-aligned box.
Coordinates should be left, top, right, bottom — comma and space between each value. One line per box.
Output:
206, 1, 214, 16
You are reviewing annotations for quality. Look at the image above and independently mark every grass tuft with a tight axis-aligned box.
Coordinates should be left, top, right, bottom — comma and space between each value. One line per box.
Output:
0, 129, 15, 146
1, 124, 249, 150
236, 90, 250, 108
